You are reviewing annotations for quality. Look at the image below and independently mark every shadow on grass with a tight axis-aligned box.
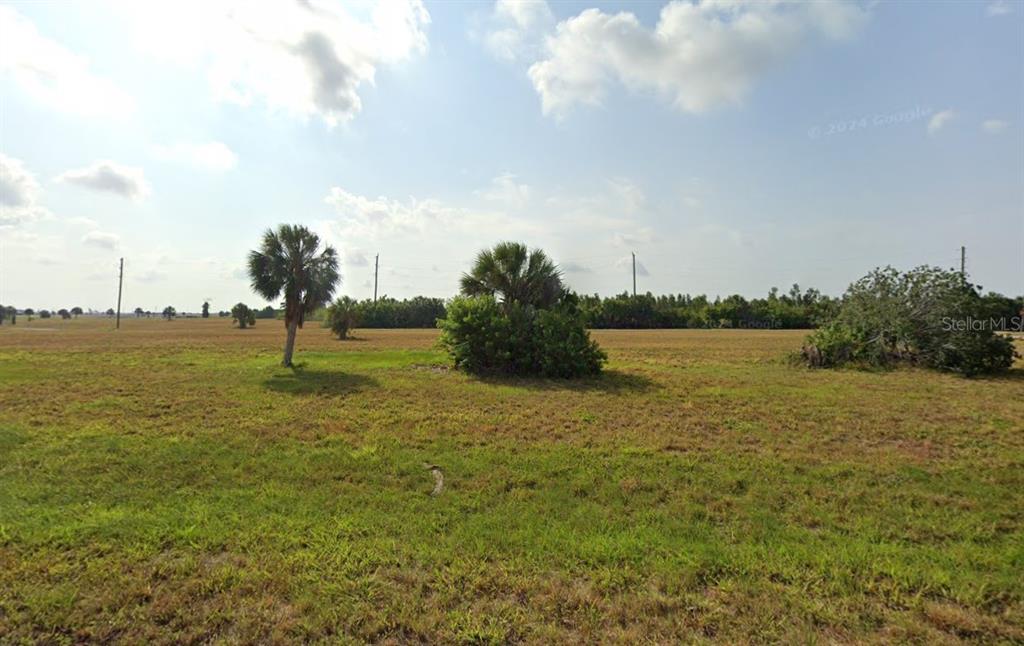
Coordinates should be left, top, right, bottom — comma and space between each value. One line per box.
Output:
475, 368, 658, 393
974, 367, 1024, 382
263, 364, 379, 396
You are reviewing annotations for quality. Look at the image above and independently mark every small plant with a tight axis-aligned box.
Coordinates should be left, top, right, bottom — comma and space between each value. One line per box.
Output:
231, 303, 256, 329
325, 296, 360, 339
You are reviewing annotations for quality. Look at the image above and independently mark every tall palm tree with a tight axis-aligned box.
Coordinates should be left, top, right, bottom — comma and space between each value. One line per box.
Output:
460, 242, 564, 309
248, 224, 340, 366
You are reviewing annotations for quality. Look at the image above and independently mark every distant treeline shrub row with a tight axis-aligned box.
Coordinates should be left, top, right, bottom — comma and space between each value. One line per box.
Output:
312, 287, 838, 330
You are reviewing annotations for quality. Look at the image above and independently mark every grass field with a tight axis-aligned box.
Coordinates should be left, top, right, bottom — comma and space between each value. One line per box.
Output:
1, 318, 1022, 644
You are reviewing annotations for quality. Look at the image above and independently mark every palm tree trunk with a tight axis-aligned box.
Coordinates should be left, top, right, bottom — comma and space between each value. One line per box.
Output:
282, 319, 299, 367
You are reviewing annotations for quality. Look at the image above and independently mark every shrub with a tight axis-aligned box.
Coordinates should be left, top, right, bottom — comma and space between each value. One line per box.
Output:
802, 266, 1017, 376
231, 303, 256, 329
438, 295, 605, 378
325, 296, 360, 339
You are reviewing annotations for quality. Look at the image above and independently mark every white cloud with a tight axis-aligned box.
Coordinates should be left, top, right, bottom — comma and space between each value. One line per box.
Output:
56, 161, 151, 201
0, 154, 49, 228
613, 227, 655, 248
477, 172, 532, 208
561, 261, 591, 274
152, 141, 238, 172
67, 216, 100, 228
483, 0, 555, 62
82, 230, 121, 250
523, 1, 869, 117
981, 119, 1009, 134
124, 0, 430, 126
345, 249, 370, 267
0, 5, 135, 118
607, 177, 646, 215
134, 269, 168, 283
325, 188, 458, 239
615, 255, 649, 276
927, 109, 956, 135
987, 1, 1013, 16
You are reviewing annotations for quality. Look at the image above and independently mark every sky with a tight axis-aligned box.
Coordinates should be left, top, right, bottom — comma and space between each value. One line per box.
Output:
1, 0, 1022, 313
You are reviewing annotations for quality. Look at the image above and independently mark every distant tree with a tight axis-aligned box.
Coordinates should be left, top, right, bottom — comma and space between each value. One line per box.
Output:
24, 308, 35, 321
162, 306, 176, 321
39, 309, 52, 319
248, 224, 340, 367
69, 306, 82, 318
218, 310, 230, 317
460, 241, 564, 309
201, 301, 210, 318
134, 307, 144, 318
255, 306, 277, 319
58, 308, 72, 320
105, 308, 115, 317
325, 296, 360, 339
231, 302, 256, 329
0, 304, 4, 325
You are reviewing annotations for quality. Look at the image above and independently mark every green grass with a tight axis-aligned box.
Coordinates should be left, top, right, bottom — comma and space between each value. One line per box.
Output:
1, 321, 1022, 643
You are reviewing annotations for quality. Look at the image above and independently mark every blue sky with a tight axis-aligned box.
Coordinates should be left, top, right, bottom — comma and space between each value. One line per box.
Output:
1, 0, 1021, 312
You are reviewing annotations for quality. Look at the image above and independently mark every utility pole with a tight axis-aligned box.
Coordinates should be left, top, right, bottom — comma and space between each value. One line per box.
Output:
115, 258, 124, 329
373, 253, 379, 303
632, 252, 636, 297
960, 246, 966, 276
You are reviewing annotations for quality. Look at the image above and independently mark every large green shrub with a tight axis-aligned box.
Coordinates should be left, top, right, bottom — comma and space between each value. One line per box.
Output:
802, 266, 1017, 376
438, 295, 605, 378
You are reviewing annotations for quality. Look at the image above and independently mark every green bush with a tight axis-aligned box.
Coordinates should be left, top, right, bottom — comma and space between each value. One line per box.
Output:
231, 303, 256, 329
802, 266, 1017, 376
438, 295, 605, 378
325, 296, 360, 339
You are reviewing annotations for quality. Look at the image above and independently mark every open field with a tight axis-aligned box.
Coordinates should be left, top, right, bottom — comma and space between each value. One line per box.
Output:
1, 318, 1022, 644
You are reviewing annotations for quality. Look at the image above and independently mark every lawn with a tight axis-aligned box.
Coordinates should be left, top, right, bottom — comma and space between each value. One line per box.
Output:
1, 318, 1022, 643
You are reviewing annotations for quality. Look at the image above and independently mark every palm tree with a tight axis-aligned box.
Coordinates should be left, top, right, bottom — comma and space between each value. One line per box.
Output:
248, 224, 339, 366
460, 242, 564, 309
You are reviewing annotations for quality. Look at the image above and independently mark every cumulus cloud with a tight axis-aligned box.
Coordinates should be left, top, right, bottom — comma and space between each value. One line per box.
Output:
607, 177, 647, 215
519, 0, 869, 117
560, 261, 592, 274
0, 154, 49, 227
152, 141, 237, 172
613, 228, 655, 248
82, 230, 120, 250
483, 0, 555, 62
0, 5, 134, 117
325, 187, 459, 239
615, 255, 649, 276
927, 109, 956, 135
982, 119, 1009, 134
345, 249, 370, 267
987, 1, 1013, 16
322, 184, 544, 260
124, 0, 429, 125
57, 161, 151, 201
134, 269, 168, 283
477, 172, 532, 208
